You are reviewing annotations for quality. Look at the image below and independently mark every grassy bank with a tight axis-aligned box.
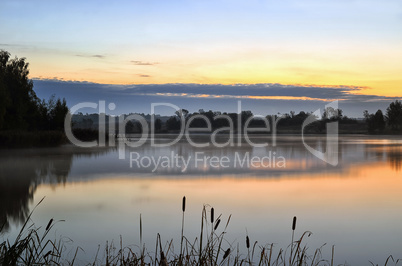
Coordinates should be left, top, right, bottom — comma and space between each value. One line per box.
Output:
0, 197, 400, 266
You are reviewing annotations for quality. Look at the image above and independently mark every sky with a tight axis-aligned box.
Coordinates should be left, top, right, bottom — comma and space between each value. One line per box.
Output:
1, 0, 401, 116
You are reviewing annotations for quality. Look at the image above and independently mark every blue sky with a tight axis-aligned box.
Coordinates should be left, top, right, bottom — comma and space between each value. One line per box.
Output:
1, 0, 401, 116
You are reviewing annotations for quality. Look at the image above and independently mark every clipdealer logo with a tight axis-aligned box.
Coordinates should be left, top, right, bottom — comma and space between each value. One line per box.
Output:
64, 100, 339, 169
129, 151, 286, 173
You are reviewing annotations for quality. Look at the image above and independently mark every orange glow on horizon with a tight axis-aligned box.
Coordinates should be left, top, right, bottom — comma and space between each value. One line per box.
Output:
27, 41, 402, 98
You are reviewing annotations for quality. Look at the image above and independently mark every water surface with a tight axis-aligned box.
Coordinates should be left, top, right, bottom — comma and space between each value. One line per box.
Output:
1, 135, 401, 264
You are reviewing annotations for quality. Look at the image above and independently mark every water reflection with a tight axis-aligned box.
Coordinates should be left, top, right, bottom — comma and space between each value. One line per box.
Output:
0, 135, 401, 233
30, 157, 402, 265
66, 135, 401, 178
0, 147, 110, 231
387, 146, 402, 171
364, 144, 402, 172
66, 136, 359, 178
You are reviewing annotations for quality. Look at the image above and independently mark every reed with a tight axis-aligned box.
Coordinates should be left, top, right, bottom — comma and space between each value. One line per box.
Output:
0, 198, 400, 266
180, 196, 186, 264
0, 197, 65, 265
246, 234, 251, 265
290, 216, 297, 265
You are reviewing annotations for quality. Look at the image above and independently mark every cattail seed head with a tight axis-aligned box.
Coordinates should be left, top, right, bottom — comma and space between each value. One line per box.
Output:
246, 235, 250, 249
292, 216, 297, 231
182, 196, 186, 212
160, 251, 168, 266
214, 218, 221, 231
211, 208, 214, 223
45, 218, 53, 231
223, 248, 230, 259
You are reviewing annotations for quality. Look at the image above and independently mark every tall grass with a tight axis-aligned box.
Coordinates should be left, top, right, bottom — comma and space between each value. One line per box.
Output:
1, 196, 400, 265
0, 197, 66, 265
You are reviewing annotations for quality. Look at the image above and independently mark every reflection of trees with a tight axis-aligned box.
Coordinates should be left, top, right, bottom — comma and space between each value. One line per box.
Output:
125, 136, 353, 175
0, 147, 112, 232
363, 144, 402, 172
387, 146, 402, 172
1, 137, 400, 232
0, 171, 33, 232
0, 153, 72, 231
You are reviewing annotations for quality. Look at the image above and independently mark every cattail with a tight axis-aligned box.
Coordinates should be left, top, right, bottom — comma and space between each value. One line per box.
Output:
160, 251, 168, 266
211, 208, 214, 223
223, 248, 231, 259
246, 235, 250, 249
290, 216, 297, 265
45, 218, 53, 231
140, 214, 143, 246
214, 218, 221, 231
180, 196, 186, 259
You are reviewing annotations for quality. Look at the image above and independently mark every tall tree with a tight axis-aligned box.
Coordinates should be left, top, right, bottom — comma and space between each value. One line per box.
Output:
386, 100, 402, 131
50, 98, 69, 131
0, 50, 39, 130
364, 109, 385, 133
374, 110, 385, 132
0, 50, 68, 131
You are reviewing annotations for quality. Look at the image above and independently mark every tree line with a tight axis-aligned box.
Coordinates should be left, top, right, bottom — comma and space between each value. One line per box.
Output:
364, 101, 402, 133
72, 102, 402, 135
163, 108, 352, 133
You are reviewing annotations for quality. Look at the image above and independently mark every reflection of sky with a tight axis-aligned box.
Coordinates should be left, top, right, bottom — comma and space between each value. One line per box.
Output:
28, 159, 402, 265
1, 136, 402, 264
66, 136, 401, 180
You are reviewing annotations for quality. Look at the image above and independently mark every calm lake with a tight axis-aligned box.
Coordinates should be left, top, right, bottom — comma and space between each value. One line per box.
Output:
1, 135, 401, 264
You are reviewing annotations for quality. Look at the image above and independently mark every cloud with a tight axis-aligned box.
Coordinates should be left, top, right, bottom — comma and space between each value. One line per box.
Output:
76, 54, 105, 59
105, 83, 393, 103
130, 60, 157, 66
31, 78, 402, 117
138, 74, 151, 78
0, 43, 14, 47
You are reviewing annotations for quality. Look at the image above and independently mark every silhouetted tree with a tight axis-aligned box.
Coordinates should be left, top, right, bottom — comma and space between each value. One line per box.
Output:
0, 50, 38, 130
374, 110, 385, 132
175, 109, 189, 121
364, 110, 385, 133
154, 118, 162, 132
323, 107, 343, 121
0, 53, 9, 129
166, 116, 181, 131
386, 100, 402, 131
0, 50, 68, 131
50, 97, 69, 130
